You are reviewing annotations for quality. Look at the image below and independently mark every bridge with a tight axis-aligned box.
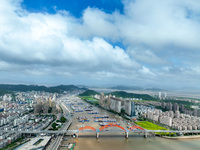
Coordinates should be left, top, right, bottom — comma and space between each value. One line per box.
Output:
2, 123, 200, 139
77, 124, 146, 138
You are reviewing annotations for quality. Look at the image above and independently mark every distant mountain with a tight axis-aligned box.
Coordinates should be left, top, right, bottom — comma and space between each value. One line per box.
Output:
144, 88, 166, 91
77, 85, 98, 88
109, 85, 166, 92
0, 84, 87, 93
79, 90, 100, 96
109, 85, 143, 90
108, 91, 156, 100
52, 85, 87, 91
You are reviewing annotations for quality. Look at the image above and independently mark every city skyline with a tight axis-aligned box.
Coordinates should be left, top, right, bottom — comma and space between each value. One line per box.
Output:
1, 0, 200, 89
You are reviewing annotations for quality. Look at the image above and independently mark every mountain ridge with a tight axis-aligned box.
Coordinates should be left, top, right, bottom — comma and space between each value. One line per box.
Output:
0, 84, 87, 93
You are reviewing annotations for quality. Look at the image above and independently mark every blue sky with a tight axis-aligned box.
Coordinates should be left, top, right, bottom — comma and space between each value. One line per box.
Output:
22, 0, 124, 17
0, 0, 200, 90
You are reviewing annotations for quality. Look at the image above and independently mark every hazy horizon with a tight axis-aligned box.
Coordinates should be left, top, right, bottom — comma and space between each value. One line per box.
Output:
1, 82, 200, 92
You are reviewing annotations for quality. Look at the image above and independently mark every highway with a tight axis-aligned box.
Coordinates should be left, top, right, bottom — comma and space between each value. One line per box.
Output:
4, 128, 200, 134
47, 118, 72, 150
49, 135, 63, 150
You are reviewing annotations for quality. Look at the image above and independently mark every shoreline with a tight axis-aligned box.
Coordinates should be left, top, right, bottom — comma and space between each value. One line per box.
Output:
162, 135, 200, 140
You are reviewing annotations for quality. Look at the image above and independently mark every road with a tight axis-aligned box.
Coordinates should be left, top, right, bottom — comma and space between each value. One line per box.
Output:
48, 135, 63, 150
47, 95, 72, 150
47, 119, 72, 150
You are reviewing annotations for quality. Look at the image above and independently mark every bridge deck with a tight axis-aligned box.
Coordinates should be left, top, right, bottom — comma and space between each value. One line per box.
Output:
2, 129, 200, 134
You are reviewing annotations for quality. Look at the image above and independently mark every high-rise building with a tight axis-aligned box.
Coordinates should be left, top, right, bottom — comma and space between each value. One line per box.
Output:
197, 109, 200, 117
115, 99, 121, 113
110, 97, 121, 113
3, 94, 12, 101
131, 101, 135, 116
167, 102, 172, 111
125, 100, 131, 116
161, 101, 166, 108
169, 111, 174, 118
110, 98, 116, 111
159, 92, 167, 100
164, 92, 167, 99
173, 103, 179, 112
159, 116, 172, 127
49, 98, 52, 107
43, 102, 49, 114
100, 93, 104, 107
107, 94, 111, 108
147, 111, 153, 120
52, 93, 56, 101
180, 104, 184, 112
159, 92, 162, 99
175, 110, 180, 118
193, 109, 198, 116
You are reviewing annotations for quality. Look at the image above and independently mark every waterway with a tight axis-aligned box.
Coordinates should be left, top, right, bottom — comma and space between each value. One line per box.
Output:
65, 136, 200, 150
60, 96, 200, 150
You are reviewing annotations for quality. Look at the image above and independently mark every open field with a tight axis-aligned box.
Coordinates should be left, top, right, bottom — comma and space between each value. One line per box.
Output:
79, 96, 95, 100
79, 96, 99, 105
135, 121, 167, 130
135, 121, 176, 136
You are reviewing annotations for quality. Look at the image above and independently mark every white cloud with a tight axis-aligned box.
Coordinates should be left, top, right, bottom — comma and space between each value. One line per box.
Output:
127, 48, 167, 65
140, 66, 155, 76
0, 0, 140, 82
0, 0, 200, 88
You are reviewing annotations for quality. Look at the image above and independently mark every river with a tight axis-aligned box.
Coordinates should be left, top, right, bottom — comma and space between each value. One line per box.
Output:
67, 136, 200, 150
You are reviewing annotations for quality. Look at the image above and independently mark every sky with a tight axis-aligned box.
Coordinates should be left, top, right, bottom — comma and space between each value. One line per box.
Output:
0, 0, 200, 89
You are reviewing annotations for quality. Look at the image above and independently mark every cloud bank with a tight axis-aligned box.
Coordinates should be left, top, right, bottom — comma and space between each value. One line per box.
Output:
0, 0, 200, 88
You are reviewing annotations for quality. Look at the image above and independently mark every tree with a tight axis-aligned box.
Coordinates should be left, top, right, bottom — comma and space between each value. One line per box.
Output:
52, 122, 58, 129
60, 116, 66, 123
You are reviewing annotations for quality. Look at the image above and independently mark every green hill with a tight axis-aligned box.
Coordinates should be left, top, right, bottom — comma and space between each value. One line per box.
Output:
108, 91, 156, 100
0, 84, 87, 93
52, 85, 87, 92
0, 89, 13, 96
79, 90, 100, 96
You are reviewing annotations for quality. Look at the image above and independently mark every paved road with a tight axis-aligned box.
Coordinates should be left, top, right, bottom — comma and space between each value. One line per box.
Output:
49, 135, 63, 150
46, 95, 72, 150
